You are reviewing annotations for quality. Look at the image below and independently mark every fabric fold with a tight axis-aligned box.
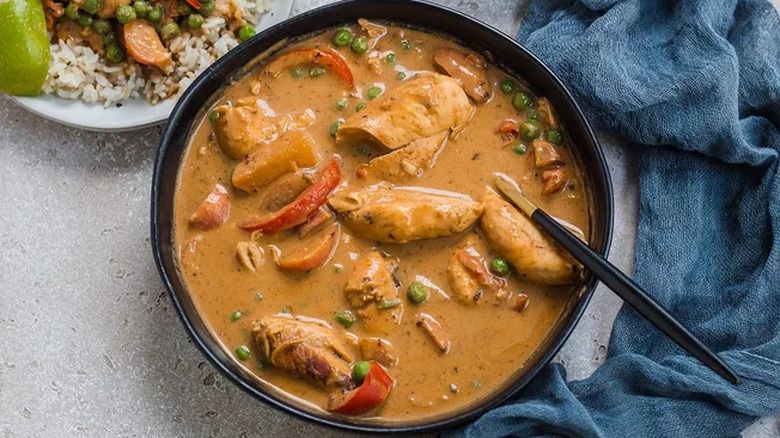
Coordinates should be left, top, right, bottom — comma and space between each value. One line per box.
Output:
448, 0, 780, 436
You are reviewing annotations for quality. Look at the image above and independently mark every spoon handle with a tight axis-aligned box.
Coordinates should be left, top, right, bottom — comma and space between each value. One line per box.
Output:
532, 209, 740, 384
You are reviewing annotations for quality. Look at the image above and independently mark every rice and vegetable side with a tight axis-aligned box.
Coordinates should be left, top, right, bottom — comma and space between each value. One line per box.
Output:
0, 0, 271, 104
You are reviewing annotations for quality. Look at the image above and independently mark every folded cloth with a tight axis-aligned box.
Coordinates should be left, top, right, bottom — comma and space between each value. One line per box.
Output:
448, 0, 780, 436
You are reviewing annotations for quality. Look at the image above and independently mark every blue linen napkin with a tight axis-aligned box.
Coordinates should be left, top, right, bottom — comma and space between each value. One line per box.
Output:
449, 0, 780, 436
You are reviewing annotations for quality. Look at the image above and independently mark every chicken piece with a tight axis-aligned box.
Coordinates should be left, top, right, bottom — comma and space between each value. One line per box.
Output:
189, 184, 230, 230
156, 0, 185, 19
433, 48, 492, 102
43, 0, 64, 31
447, 241, 508, 305
497, 119, 519, 146
360, 131, 448, 181
416, 313, 450, 354
532, 139, 564, 168
480, 190, 581, 285
358, 18, 387, 51
337, 73, 474, 150
536, 98, 560, 130
231, 131, 319, 192
252, 315, 354, 387
513, 294, 530, 312
98, 0, 131, 18
214, 102, 286, 159
258, 171, 312, 214
55, 19, 104, 54
541, 168, 567, 195
328, 188, 484, 243
297, 206, 335, 238
358, 337, 397, 367
344, 251, 403, 334
178, 236, 202, 274
236, 241, 264, 271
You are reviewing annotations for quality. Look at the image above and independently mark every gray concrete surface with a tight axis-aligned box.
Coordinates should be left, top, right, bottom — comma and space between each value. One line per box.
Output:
0, 0, 777, 436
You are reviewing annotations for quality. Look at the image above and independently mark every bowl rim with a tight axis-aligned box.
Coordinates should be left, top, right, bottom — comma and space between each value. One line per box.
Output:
151, 0, 615, 434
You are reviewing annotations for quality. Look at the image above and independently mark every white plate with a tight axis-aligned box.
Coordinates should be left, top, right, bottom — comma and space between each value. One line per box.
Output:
12, 0, 293, 132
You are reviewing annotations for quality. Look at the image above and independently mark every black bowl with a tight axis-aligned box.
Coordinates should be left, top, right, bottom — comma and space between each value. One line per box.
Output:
152, 0, 614, 433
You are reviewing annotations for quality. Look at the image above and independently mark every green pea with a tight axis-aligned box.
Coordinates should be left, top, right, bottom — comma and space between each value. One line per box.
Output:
309, 66, 326, 77
512, 142, 528, 155
92, 18, 111, 34
147, 4, 163, 21
106, 44, 125, 63
396, 71, 406, 81
385, 52, 395, 64
356, 146, 370, 156
352, 361, 371, 385
519, 120, 541, 140
355, 102, 367, 112
512, 91, 533, 111
366, 86, 382, 100
160, 21, 180, 41
115, 4, 136, 23
280, 305, 291, 314
526, 109, 540, 121
500, 79, 515, 94
378, 298, 401, 310
335, 310, 355, 328
77, 13, 93, 27
132, 0, 148, 18
545, 129, 564, 144
175, 0, 192, 15
401, 39, 411, 50
235, 345, 251, 361
198, 0, 214, 16
290, 68, 303, 78
102, 32, 117, 45
187, 13, 204, 29
350, 37, 368, 54
83, 0, 100, 14
489, 257, 511, 276
406, 281, 429, 303
331, 28, 352, 47
208, 110, 219, 122
334, 98, 348, 111
64, 3, 79, 19
230, 310, 242, 322
238, 25, 255, 42
333, 263, 344, 273
329, 120, 343, 137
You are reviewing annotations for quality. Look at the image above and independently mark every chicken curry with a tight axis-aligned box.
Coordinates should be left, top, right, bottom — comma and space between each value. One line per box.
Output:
173, 20, 590, 422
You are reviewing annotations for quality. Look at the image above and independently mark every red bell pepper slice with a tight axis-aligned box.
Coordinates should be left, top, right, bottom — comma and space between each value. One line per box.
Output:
263, 48, 355, 89
238, 158, 342, 233
327, 362, 394, 415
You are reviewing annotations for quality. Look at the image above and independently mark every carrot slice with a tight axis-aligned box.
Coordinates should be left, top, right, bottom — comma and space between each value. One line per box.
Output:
185, 0, 201, 8
123, 21, 171, 72
277, 224, 340, 272
262, 48, 354, 89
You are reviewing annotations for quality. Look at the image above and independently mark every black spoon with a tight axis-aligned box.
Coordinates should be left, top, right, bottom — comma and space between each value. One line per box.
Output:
494, 173, 740, 384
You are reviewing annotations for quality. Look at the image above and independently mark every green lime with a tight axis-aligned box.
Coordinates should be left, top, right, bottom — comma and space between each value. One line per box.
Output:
0, 0, 50, 96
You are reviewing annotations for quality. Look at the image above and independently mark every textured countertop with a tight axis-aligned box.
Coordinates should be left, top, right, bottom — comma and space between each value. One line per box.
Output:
0, 0, 776, 436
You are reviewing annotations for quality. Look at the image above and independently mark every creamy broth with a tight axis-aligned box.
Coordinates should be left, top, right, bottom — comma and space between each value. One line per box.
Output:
173, 21, 589, 423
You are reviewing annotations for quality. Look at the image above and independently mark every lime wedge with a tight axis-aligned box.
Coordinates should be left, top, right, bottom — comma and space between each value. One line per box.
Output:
0, 0, 50, 96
